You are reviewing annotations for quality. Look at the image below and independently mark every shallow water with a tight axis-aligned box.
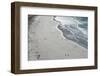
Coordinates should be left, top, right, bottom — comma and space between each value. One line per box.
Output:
54, 16, 88, 49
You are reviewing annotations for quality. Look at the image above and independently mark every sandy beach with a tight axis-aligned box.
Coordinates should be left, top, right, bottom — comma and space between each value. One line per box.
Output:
28, 15, 88, 61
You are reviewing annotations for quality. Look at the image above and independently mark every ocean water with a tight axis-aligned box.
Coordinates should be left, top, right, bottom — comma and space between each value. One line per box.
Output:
54, 16, 88, 49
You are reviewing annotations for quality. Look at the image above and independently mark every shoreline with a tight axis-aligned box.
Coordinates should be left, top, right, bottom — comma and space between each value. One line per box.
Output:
28, 15, 88, 61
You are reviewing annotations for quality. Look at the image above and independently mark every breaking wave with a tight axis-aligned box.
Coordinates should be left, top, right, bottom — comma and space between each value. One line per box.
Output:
53, 16, 88, 49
